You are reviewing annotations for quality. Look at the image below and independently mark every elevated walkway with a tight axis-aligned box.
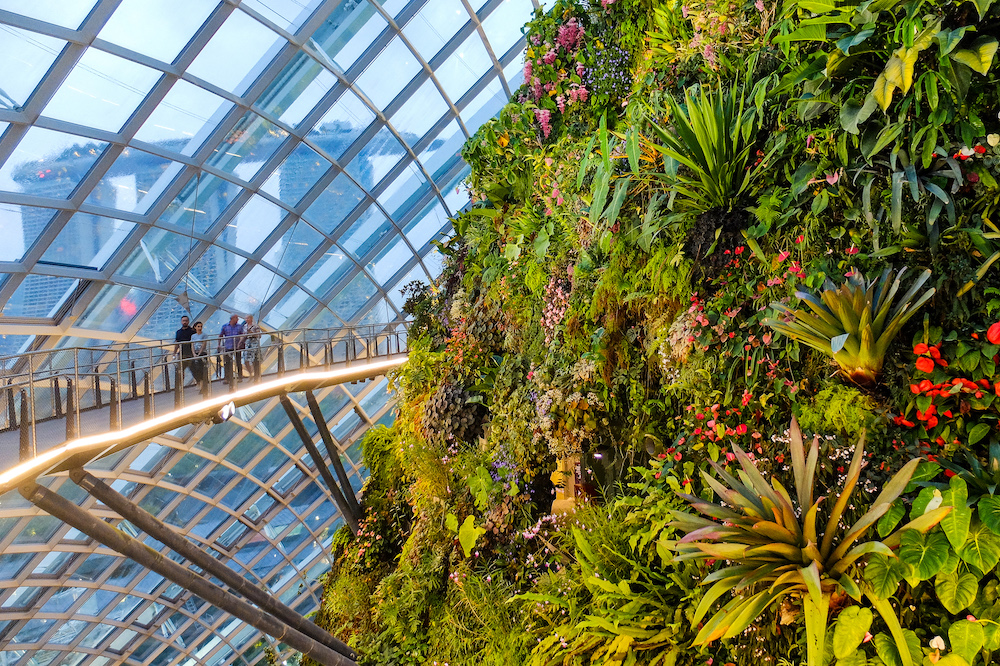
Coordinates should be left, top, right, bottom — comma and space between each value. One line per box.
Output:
0, 323, 409, 488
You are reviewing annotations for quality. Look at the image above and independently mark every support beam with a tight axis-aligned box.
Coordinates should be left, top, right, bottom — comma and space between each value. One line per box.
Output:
279, 395, 359, 535
305, 390, 361, 520
18, 482, 356, 666
69, 469, 358, 662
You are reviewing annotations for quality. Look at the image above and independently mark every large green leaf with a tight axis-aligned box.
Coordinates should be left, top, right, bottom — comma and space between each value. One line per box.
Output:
833, 606, 874, 658
959, 522, 1000, 570
865, 554, 905, 599
935, 571, 978, 613
871, 73, 896, 112
898, 529, 950, 580
873, 629, 921, 666
978, 496, 1000, 534
458, 516, 486, 557
970, 0, 995, 19
950, 37, 998, 75
941, 476, 972, 549
949, 620, 985, 665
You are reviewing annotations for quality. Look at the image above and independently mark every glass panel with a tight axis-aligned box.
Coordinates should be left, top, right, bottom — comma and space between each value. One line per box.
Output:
133, 79, 233, 156
98, 0, 217, 64
50, 620, 88, 645
480, 0, 532, 58
390, 79, 449, 141
306, 89, 375, 160
187, 10, 283, 95
208, 111, 289, 181
355, 37, 421, 111
117, 227, 193, 284
0, 25, 65, 111
377, 161, 428, 219
417, 119, 464, 179
405, 200, 449, 249
329, 272, 378, 322
0, 204, 57, 262
303, 173, 365, 234
224, 263, 285, 314
2, 587, 42, 609
424, 246, 446, 277
262, 287, 320, 329
79, 624, 114, 650
310, 2, 387, 72
261, 143, 331, 206
435, 31, 493, 101
0, 127, 108, 199
503, 51, 526, 88
339, 207, 392, 260
75, 284, 153, 331
460, 76, 507, 129
243, 0, 324, 33
39, 587, 85, 613
84, 147, 182, 214
40, 214, 135, 269
263, 220, 325, 275
346, 126, 405, 189
258, 53, 336, 128
223, 194, 287, 254
42, 48, 161, 133
302, 246, 352, 298
2, 275, 79, 319
0, 0, 98, 29
160, 172, 244, 234
366, 235, 411, 286
403, 0, 469, 60
13, 618, 55, 644
0, 334, 34, 359
442, 164, 472, 212
179, 244, 247, 298
31, 551, 73, 576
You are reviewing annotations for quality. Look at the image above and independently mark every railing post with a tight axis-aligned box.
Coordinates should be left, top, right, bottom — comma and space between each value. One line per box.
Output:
109, 378, 119, 430
144, 373, 152, 419
53, 377, 63, 418
6, 380, 15, 431
19, 391, 33, 461
174, 359, 183, 409
277, 333, 285, 376
73, 349, 80, 438
130, 361, 138, 399
324, 342, 330, 369
163, 354, 171, 393
299, 341, 306, 369
95, 374, 103, 409
65, 379, 76, 440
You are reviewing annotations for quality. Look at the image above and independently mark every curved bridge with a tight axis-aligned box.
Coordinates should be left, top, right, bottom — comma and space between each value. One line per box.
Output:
0, 325, 410, 666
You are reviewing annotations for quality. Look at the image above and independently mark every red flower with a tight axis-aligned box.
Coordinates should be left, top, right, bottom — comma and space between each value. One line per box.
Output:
736, 424, 748, 435
926, 415, 939, 428
914, 343, 929, 354
928, 346, 941, 359
988, 322, 1000, 345
916, 357, 936, 373
910, 384, 921, 394
975, 145, 987, 154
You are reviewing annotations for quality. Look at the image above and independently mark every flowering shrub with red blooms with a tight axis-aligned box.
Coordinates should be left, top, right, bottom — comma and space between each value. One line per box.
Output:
896, 329, 1000, 457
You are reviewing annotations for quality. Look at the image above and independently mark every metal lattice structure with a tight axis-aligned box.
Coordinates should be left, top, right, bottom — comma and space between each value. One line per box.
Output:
0, 0, 539, 662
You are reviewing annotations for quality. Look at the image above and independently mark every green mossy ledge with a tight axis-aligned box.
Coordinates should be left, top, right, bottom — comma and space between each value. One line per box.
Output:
300, 0, 1000, 663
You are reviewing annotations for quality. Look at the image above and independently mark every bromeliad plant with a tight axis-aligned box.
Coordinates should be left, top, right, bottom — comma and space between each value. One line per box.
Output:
671, 418, 950, 666
763, 266, 935, 387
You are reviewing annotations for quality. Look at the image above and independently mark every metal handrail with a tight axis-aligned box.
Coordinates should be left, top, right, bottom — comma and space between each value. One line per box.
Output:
0, 321, 410, 455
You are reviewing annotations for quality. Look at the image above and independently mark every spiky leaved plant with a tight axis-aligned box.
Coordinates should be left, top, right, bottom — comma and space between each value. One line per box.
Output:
762, 266, 935, 387
671, 418, 950, 666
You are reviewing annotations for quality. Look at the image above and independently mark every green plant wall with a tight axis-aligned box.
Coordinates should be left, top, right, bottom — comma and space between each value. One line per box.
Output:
303, 0, 1000, 664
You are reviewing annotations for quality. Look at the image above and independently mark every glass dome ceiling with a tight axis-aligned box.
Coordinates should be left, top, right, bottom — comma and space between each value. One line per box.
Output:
0, 0, 537, 664
0, 0, 536, 357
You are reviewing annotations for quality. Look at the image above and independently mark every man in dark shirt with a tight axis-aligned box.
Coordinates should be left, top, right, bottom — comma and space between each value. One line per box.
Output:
219, 314, 246, 381
174, 316, 197, 385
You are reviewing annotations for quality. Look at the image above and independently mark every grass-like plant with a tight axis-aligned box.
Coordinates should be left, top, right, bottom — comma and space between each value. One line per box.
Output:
671, 418, 950, 666
647, 85, 770, 214
762, 267, 935, 387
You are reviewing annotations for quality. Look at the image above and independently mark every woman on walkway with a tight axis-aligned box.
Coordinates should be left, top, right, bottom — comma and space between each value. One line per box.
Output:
242, 314, 262, 380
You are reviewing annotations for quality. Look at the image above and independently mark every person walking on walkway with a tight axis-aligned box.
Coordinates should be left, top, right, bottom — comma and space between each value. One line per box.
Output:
219, 314, 245, 383
242, 314, 262, 380
190, 321, 208, 388
174, 315, 196, 385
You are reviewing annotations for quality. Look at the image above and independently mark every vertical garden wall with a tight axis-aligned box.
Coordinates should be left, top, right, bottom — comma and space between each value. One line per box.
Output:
309, 0, 1000, 664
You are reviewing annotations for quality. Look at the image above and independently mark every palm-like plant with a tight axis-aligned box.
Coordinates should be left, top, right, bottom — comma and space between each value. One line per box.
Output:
647, 86, 771, 214
672, 418, 950, 666
762, 266, 935, 387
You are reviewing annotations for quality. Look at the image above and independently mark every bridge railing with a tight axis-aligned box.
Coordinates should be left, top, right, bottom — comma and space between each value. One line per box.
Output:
0, 322, 409, 452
